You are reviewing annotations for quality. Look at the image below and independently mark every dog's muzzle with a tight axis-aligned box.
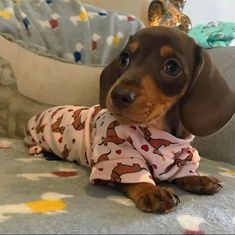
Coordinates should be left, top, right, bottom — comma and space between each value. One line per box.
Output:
111, 88, 136, 109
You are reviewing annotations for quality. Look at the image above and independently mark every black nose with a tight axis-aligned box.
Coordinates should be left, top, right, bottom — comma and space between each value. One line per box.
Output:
111, 88, 136, 109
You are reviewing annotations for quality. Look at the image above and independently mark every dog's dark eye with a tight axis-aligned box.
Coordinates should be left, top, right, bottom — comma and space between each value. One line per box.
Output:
119, 51, 130, 67
163, 59, 181, 76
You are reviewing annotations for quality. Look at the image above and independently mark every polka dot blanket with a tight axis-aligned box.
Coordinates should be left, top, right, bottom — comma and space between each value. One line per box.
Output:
0, 0, 144, 66
0, 137, 234, 234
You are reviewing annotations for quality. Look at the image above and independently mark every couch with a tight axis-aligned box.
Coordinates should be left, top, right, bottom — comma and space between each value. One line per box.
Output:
0, 1, 234, 234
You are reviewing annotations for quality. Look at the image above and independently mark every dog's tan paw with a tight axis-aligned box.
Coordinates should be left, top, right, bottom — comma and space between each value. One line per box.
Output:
28, 145, 43, 155
136, 186, 180, 213
175, 176, 222, 195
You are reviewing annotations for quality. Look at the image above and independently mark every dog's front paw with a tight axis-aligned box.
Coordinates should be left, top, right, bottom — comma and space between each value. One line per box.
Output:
136, 186, 180, 213
175, 176, 222, 195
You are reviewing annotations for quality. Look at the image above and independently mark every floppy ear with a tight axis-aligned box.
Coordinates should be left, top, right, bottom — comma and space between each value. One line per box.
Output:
179, 47, 235, 136
99, 57, 120, 108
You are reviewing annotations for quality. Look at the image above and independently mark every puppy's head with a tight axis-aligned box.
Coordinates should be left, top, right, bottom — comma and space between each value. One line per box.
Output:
100, 26, 235, 137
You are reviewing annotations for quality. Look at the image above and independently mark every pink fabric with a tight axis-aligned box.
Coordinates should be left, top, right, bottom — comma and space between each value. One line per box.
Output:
25, 105, 200, 185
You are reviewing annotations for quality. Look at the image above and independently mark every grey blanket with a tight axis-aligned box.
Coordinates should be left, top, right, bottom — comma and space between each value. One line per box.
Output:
0, 137, 235, 234
0, 0, 144, 65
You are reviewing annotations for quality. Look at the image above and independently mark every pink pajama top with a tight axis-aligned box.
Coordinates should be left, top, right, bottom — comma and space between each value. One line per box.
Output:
25, 105, 200, 185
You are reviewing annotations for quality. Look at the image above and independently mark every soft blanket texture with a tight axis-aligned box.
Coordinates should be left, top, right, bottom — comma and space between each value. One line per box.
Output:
188, 21, 235, 48
0, 0, 144, 65
0, 137, 235, 234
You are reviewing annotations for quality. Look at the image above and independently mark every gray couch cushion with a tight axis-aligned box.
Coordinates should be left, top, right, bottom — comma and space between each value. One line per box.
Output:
193, 47, 235, 165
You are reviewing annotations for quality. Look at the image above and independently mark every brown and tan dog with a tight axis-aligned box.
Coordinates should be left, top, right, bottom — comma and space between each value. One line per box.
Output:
99, 26, 235, 213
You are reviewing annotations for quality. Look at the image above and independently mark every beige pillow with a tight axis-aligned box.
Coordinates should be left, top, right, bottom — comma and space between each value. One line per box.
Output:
0, 36, 103, 137
0, 36, 103, 106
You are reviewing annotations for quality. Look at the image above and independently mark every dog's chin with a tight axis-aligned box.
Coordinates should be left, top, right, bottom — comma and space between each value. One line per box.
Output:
113, 113, 143, 125
107, 105, 144, 125
107, 107, 162, 126
106, 100, 165, 125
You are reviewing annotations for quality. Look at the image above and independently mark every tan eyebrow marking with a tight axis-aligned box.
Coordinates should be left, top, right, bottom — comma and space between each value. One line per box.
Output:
128, 41, 140, 53
160, 45, 173, 57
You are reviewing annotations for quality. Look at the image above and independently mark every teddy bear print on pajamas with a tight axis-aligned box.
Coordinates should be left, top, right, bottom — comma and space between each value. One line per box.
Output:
24, 105, 200, 185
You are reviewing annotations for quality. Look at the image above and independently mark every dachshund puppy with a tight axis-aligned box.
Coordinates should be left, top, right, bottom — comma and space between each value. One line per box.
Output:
99, 26, 235, 212
25, 27, 235, 214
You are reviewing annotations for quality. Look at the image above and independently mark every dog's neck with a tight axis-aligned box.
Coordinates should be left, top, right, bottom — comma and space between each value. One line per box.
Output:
148, 116, 166, 131
150, 103, 189, 139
